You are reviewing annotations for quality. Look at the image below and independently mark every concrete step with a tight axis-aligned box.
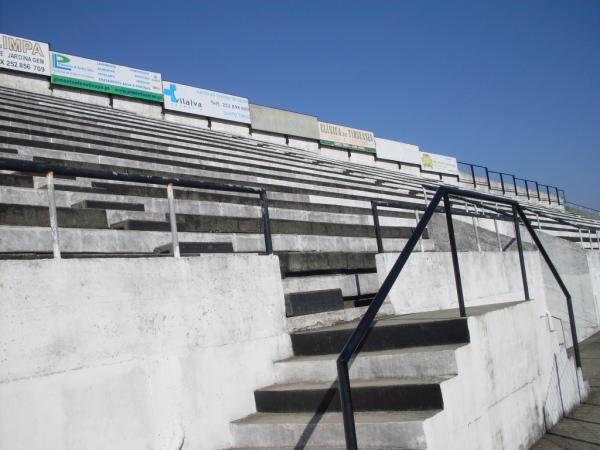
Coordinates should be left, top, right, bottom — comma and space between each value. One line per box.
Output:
282, 273, 379, 298
153, 241, 234, 254
0, 172, 33, 188
254, 378, 446, 414
278, 252, 376, 276
0, 203, 108, 228
231, 411, 435, 449
108, 215, 421, 239
285, 289, 345, 318
71, 199, 145, 211
291, 317, 470, 356
273, 344, 461, 384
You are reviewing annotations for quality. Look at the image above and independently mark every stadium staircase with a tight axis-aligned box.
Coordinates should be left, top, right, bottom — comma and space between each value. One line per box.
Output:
0, 85, 598, 447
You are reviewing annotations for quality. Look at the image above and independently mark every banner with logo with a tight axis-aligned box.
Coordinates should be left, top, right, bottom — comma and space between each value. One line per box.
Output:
0, 33, 50, 75
318, 122, 376, 154
420, 152, 458, 175
162, 81, 250, 123
50, 52, 162, 102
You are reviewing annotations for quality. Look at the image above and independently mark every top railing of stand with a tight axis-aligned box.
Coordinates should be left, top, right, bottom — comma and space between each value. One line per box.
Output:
337, 185, 582, 450
0, 157, 274, 256
458, 161, 564, 206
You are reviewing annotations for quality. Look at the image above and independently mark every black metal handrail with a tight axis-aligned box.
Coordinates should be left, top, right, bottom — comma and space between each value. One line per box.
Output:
0, 158, 274, 254
337, 185, 581, 450
458, 161, 563, 206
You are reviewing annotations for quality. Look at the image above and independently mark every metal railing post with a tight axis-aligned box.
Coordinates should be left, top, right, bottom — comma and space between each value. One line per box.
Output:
260, 190, 273, 255
535, 182, 541, 201
485, 167, 491, 191
525, 180, 530, 200
415, 209, 424, 252
444, 193, 466, 317
546, 185, 552, 205
372, 201, 384, 253
512, 175, 518, 196
470, 164, 476, 189
500, 173, 506, 195
166, 183, 180, 258
578, 229, 584, 249
46, 171, 61, 259
555, 187, 560, 206
472, 204, 482, 253
512, 205, 530, 300
494, 203, 502, 252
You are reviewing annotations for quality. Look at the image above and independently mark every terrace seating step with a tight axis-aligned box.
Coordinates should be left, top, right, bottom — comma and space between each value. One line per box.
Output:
254, 377, 446, 414
153, 242, 234, 254
0, 203, 108, 229
278, 252, 377, 276
0, 173, 33, 188
285, 289, 345, 317
71, 199, 145, 211
111, 216, 420, 238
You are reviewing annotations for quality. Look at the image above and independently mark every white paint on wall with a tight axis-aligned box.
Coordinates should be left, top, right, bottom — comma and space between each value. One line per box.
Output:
0, 255, 292, 450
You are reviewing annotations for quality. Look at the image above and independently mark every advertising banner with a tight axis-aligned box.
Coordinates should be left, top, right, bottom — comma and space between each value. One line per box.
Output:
163, 81, 250, 123
375, 138, 421, 165
0, 33, 50, 76
420, 152, 459, 175
318, 122, 376, 154
50, 52, 162, 102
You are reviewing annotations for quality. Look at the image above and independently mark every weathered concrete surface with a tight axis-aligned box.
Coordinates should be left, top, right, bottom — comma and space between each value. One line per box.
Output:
377, 247, 600, 343
0, 255, 292, 450
531, 331, 600, 449
377, 251, 544, 314
423, 301, 583, 450
538, 233, 600, 343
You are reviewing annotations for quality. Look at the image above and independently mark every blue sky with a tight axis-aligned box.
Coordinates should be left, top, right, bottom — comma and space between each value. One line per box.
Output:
1, 1, 598, 208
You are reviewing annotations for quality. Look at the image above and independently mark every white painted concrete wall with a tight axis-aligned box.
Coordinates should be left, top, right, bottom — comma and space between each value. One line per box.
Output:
377, 249, 600, 342
424, 301, 585, 450
0, 255, 292, 450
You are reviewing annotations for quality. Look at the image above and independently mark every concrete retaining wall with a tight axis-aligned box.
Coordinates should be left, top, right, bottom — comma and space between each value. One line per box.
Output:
0, 255, 292, 450
377, 248, 600, 343
424, 301, 584, 449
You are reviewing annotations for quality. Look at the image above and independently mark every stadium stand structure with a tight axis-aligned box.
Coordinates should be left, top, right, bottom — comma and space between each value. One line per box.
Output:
0, 81, 599, 449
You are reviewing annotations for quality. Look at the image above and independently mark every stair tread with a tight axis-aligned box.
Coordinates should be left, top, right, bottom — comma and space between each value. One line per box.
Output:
277, 343, 464, 363
257, 376, 452, 392
293, 302, 523, 335
233, 410, 440, 425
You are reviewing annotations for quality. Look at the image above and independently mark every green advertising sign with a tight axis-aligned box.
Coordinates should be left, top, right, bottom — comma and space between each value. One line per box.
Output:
50, 52, 163, 102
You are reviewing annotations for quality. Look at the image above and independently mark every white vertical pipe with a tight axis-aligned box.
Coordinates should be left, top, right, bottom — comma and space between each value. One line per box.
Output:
167, 183, 180, 258
46, 171, 61, 259
415, 209, 424, 252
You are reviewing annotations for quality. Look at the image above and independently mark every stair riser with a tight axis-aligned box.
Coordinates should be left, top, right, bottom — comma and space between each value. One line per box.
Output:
274, 349, 458, 384
231, 420, 428, 449
255, 384, 443, 414
291, 319, 470, 356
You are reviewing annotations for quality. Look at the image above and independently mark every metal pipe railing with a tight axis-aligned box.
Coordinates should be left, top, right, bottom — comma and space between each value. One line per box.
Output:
0, 158, 274, 256
339, 185, 582, 449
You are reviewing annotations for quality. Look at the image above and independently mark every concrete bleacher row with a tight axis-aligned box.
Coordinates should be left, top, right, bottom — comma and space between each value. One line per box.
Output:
1, 83, 599, 317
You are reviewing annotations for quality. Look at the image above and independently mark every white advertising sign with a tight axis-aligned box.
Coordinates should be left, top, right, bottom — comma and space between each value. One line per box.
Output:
50, 52, 163, 102
0, 33, 50, 75
162, 81, 250, 123
420, 152, 459, 175
375, 138, 421, 165
318, 122, 376, 154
